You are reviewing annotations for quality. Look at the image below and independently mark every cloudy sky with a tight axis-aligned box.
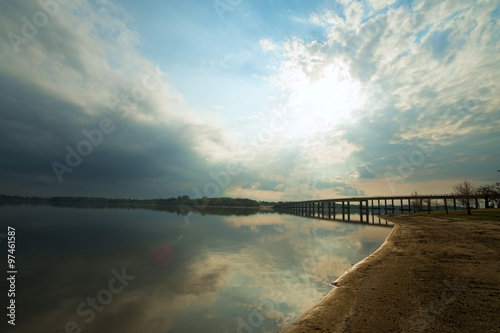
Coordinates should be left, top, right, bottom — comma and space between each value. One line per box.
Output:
1, 0, 499, 200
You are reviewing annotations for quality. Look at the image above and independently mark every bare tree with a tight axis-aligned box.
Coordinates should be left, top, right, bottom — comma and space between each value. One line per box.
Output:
493, 183, 500, 208
435, 199, 443, 211
410, 191, 422, 212
478, 185, 496, 208
479, 183, 500, 208
425, 198, 431, 213
453, 180, 476, 215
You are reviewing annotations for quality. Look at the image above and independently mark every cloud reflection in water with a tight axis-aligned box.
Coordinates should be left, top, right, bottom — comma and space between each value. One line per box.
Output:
0, 206, 390, 333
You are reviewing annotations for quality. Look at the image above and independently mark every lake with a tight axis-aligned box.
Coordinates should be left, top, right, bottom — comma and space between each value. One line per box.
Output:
0, 205, 391, 333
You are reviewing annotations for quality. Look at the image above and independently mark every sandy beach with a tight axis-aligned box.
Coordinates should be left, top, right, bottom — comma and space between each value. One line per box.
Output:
282, 212, 500, 332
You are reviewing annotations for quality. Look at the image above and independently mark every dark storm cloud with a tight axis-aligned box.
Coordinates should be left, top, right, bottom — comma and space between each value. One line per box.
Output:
0, 72, 219, 197
0, 1, 233, 198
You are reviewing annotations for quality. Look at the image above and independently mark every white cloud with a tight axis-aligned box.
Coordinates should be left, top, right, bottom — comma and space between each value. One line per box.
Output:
345, 1, 364, 29
249, 0, 500, 197
368, 0, 397, 11
259, 38, 278, 53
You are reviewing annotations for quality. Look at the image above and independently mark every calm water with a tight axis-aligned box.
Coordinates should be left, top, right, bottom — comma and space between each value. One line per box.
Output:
0, 205, 391, 333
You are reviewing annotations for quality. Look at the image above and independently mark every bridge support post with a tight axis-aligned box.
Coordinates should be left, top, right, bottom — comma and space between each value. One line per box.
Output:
342, 201, 345, 221
360, 200, 363, 222
347, 201, 351, 221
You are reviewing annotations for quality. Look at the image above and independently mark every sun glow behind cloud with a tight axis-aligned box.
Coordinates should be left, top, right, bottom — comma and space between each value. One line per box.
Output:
0, 0, 499, 200
283, 62, 365, 138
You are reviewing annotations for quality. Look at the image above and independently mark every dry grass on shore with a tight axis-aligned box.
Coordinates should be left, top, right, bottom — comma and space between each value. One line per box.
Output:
412, 207, 500, 222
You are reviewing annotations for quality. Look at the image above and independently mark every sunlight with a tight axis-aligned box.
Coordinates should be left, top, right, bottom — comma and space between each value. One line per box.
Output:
285, 63, 365, 139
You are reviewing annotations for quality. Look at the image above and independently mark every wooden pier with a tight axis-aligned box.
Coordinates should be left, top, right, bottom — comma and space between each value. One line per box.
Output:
274, 194, 484, 223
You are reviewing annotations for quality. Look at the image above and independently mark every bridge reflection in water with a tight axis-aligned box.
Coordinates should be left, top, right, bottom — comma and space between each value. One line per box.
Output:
274, 194, 484, 226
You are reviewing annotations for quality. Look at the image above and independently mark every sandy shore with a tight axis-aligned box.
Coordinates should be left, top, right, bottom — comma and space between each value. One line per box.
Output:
282, 214, 500, 332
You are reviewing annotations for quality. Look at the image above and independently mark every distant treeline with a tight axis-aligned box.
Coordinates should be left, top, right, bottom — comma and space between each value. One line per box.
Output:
0, 194, 265, 208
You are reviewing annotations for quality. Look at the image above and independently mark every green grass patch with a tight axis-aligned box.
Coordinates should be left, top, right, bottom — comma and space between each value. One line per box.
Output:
412, 208, 500, 222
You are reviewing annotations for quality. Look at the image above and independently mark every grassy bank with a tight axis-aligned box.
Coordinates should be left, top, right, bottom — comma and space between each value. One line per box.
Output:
412, 208, 500, 222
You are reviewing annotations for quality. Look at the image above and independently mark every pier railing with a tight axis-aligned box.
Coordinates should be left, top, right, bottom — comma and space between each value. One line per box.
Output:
273, 194, 484, 223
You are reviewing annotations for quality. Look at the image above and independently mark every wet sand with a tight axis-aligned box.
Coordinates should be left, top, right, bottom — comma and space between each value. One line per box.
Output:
282, 214, 500, 332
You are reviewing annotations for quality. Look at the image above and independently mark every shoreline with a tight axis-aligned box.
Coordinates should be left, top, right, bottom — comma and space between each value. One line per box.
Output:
336, 220, 397, 283
281, 213, 500, 332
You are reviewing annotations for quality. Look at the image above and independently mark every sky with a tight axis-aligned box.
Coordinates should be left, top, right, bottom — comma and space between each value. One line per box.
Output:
0, 0, 499, 201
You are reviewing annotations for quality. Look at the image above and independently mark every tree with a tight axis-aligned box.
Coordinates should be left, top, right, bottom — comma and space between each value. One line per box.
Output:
478, 183, 500, 208
493, 183, 500, 208
453, 180, 476, 215
478, 185, 497, 208
410, 191, 422, 212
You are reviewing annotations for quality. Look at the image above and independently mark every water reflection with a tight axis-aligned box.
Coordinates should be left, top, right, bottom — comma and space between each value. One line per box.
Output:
0, 201, 268, 216
0, 206, 390, 333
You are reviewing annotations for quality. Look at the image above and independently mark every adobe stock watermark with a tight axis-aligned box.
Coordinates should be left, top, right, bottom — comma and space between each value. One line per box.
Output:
236, 299, 279, 333
179, 107, 289, 224
330, 12, 406, 57
51, 66, 162, 182
178, 161, 244, 225
384, 139, 436, 192
213, 0, 243, 21
404, 278, 466, 333
107, 66, 162, 121
235, 243, 348, 332
7, 0, 70, 54
443, 74, 495, 123
384, 73, 496, 193
51, 267, 135, 333
235, 264, 304, 333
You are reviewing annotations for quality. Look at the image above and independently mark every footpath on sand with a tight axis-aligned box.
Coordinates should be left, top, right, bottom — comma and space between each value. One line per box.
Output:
282, 212, 500, 333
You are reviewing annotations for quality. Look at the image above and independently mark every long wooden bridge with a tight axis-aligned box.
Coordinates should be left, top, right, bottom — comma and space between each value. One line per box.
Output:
274, 194, 484, 222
